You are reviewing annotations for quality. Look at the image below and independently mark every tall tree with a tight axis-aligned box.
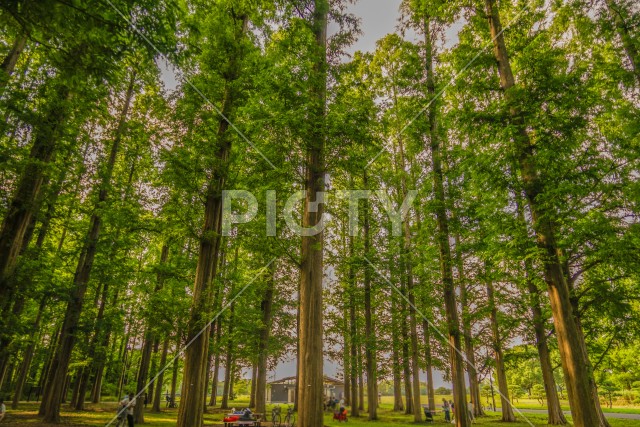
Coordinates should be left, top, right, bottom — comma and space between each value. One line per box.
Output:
296, 1, 328, 426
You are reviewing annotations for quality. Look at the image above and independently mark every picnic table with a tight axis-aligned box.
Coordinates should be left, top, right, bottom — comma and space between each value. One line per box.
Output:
224, 413, 263, 427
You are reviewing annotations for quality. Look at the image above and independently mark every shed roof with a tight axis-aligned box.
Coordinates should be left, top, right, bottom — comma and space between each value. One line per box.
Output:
269, 375, 344, 385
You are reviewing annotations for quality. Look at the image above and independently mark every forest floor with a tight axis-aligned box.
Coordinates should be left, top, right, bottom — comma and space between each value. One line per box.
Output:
3, 400, 640, 426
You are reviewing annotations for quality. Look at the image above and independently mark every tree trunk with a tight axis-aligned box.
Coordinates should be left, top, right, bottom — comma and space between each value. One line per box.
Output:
135, 245, 169, 422
0, 31, 27, 89
604, 0, 640, 84
348, 235, 359, 417
484, 1, 603, 425
362, 171, 377, 420
250, 364, 257, 408
391, 275, 404, 412
486, 273, 515, 422
152, 337, 169, 412
512, 194, 567, 424
170, 333, 180, 408
256, 265, 275, 415
297, 2, 327, 427
134, 332, 154, 423
11, 294, 46, 408
40, 72, 136, 423
424, 12, 468, 425
421, 317, 436, 412
0, 82, 69, 305
209, 319, 222, 406
454, 233, 483, 417
528, 274, 567, 424
221, 297, 236, 410
175, 12, 248, 426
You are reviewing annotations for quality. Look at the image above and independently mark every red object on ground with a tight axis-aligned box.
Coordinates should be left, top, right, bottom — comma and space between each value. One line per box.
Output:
333, 410, 348, 422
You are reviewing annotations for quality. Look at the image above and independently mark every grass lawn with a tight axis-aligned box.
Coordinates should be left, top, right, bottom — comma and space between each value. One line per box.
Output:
3, 397, 640, 426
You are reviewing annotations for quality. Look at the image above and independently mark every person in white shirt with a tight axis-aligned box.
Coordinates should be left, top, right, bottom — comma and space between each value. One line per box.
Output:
120, 393, 136, 427
0, 398, 6, 422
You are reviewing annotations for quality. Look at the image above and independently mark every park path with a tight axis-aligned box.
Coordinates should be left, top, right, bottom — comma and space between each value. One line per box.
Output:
494, 408, 640, 420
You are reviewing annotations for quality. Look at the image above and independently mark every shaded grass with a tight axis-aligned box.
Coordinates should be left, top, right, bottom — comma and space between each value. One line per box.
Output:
3, 399, 640, 427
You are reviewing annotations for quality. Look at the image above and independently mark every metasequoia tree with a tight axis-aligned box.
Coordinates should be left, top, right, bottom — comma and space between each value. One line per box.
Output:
297, 1, 328, 426
40, 71, 137, 422
176, 2, 251, 424
483, 0, 604, 425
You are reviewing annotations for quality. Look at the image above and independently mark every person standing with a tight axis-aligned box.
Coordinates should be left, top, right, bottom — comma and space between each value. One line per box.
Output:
442, 398, 450, 422
468, 401, 475, 423
0, 398, 6, 422
120, 393, 136, 427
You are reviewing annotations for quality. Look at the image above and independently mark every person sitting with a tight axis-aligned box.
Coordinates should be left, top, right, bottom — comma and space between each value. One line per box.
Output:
239, 408, 254, 421
423, 405, 434, 423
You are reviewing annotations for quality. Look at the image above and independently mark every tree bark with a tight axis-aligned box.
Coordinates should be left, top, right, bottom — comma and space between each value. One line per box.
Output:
0, 31, 27, 89
255, 265, 275, 415
484, 1, 604, 425
362, 171, 377, 420
11, 296, 46, 408
176, 12, 248, 426
604, 0, 640, 84
40, 72, 135, 423
486, 272, 515, 422
527, 272, 567, 424
391, 273, 404, 412
297, 2, 327, 427
454, 233, 483, 416
0, 82, 69, 306
424, 10, 468, 422
348, 235, 359, 417
209, 318, 222, 406
152, 337, 169, 412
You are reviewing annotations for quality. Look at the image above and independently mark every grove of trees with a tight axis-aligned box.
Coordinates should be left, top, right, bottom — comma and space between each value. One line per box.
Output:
0, 0, 638, 427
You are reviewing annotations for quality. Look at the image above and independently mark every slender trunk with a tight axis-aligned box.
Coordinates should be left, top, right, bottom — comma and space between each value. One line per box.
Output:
176, 13, 248, 426
486, 273, 515, 422
362, 171, 377, 420
484, 1, 603, 425
170, 332, 180, 407
250, 364, 257, 408
424, 13, 468, 425
135, 245, 169, 422
400, 304, 412, 415
41, 73, 136, 423
357, 348, 364, 412
209, 319, 222, 406
604, 0, 640, 84
221, 298, 236, 410
297, 3, 327, 427
149, 340, 159, 409
391, 272, 404, 412
348, 235, 359, 417
70, 371, 82, 408
528, 273, 567, 424
514, 194, 566, 425
0, 82, 69, 305
421, 317, 436, 412
0, 31, 27, 89
134, 333, 153, 423
11, 294, 46, 408
343, 319, 350, 407
152, 337, 169, 412
256, 265, 275, 415
455, 233, 482, 416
